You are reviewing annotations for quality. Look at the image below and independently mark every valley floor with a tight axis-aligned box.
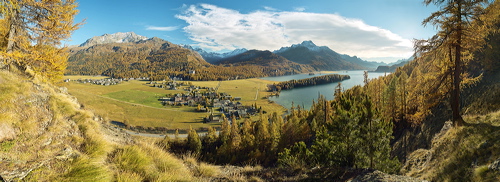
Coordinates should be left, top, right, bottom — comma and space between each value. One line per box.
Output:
63, 76, 286, 131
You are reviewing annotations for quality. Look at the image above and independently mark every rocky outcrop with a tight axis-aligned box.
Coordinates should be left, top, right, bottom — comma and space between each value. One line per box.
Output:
350, 169, 427, 182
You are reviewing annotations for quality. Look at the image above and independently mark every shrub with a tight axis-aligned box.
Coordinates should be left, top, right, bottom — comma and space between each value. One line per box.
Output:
61, 157, 112, 182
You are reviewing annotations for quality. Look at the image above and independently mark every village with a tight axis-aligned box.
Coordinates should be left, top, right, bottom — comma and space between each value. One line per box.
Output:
159, 89, 260, 123
154, 81, 260, 123
68, 77, 262, 124
66, 76, 152, 86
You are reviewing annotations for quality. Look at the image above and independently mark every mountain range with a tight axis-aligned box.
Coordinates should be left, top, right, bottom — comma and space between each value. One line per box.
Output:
188, 40, 392, 70
67, 32, 408, 80
182, 45, 248, 64
66, 35, 209, 79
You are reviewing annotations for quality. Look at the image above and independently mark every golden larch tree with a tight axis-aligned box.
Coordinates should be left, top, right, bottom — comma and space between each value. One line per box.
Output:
0, 0, 82, 82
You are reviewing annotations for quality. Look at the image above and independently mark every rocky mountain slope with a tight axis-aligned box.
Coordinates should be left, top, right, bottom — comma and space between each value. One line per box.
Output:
78, 32, 147, 47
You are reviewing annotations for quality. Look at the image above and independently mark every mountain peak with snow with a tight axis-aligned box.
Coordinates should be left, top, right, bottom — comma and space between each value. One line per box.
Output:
296, 40, 316, 48
79, 32, 148, 47
274, 40, 326, 53
183, 46, 248, 63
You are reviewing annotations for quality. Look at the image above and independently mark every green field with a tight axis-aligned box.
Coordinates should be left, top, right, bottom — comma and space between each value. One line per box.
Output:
104, 90, 165, 108
63, 76, 286, 130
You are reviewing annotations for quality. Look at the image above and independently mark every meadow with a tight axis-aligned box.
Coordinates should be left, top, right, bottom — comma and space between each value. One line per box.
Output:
63, 76, 286, 130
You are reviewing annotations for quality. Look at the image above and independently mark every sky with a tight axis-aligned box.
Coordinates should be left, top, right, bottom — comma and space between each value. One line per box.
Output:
70, 0, 439, 63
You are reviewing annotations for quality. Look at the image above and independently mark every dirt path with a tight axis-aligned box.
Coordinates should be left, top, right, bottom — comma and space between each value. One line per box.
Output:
255, 88, 259, 100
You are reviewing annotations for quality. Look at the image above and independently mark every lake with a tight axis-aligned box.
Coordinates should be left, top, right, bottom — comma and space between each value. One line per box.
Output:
260, 71, 389, 110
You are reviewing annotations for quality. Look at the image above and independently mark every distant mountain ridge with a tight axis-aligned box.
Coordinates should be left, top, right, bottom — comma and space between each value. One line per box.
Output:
214, 50, 314, 74
79, 32, 148, 47
182, 45, 248, 63
340, 54, 388, 69
189, 40, 395, 71
273, 40, 366, 71
274, 40, 327, 53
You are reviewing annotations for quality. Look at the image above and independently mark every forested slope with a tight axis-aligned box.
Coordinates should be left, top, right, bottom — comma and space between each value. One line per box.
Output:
66, 37, 210, 80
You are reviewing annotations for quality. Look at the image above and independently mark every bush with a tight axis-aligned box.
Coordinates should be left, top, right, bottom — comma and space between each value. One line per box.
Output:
61, 157, 112, 182
113, 145, 152, 176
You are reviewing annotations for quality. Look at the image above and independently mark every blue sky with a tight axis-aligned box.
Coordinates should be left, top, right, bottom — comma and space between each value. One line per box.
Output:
70, 0, 439, 63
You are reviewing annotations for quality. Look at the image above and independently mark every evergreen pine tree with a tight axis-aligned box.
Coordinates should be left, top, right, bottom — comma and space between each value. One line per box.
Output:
187, 126, 202, 154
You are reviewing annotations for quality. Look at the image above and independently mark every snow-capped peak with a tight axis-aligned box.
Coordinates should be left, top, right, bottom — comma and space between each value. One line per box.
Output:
274, 40, 325, 53
184, 46, 248, 59
79, 32, 148, 47
222, 48, 248, 57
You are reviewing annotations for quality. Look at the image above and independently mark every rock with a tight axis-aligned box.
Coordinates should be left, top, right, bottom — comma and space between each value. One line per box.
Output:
350, 170, 428, 182
0, 123, 16, 142
489, 158, 500, 171
56, 147, 77, 160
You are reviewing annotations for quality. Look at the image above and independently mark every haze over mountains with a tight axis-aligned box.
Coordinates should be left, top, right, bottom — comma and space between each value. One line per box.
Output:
67, 32, 408, 79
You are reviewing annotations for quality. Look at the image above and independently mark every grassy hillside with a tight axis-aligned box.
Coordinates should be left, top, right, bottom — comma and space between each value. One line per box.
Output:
402, 112, 500, 181
0, 70, 201, 181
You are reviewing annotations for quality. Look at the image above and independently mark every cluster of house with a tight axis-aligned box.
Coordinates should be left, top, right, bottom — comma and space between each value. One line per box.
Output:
66, 77, 153, 86
147, 80, 186, 90
158, 87, 257, 123
204, 102, 257, 123
67, 78, 124, 86
160, 89, 241, 107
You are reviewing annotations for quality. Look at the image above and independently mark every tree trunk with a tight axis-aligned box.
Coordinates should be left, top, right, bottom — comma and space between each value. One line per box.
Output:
6, 9, 19, 54
452, 0, 465, 127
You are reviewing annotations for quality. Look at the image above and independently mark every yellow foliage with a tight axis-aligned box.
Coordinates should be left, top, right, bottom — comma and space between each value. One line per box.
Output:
0, 0, 82, 82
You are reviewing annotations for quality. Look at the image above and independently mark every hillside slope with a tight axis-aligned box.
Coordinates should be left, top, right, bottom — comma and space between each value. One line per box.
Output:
0, 70, 221, 181
402, 116, 500, 181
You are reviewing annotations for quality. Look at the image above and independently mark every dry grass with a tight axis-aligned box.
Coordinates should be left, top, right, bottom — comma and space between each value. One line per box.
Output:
59, 157, 113, 182
402, 110, 500, 181
115, 171, 143, 182
1, 71, 217, 181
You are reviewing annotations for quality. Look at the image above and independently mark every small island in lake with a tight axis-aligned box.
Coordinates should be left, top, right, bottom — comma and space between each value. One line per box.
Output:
268, 74, 350, 92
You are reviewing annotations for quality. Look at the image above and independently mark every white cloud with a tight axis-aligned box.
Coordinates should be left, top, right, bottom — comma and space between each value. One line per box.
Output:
294, 7, 306, 12
146, 26, 178, 31
176, 4, 413, 60
263, 6, 277, 11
